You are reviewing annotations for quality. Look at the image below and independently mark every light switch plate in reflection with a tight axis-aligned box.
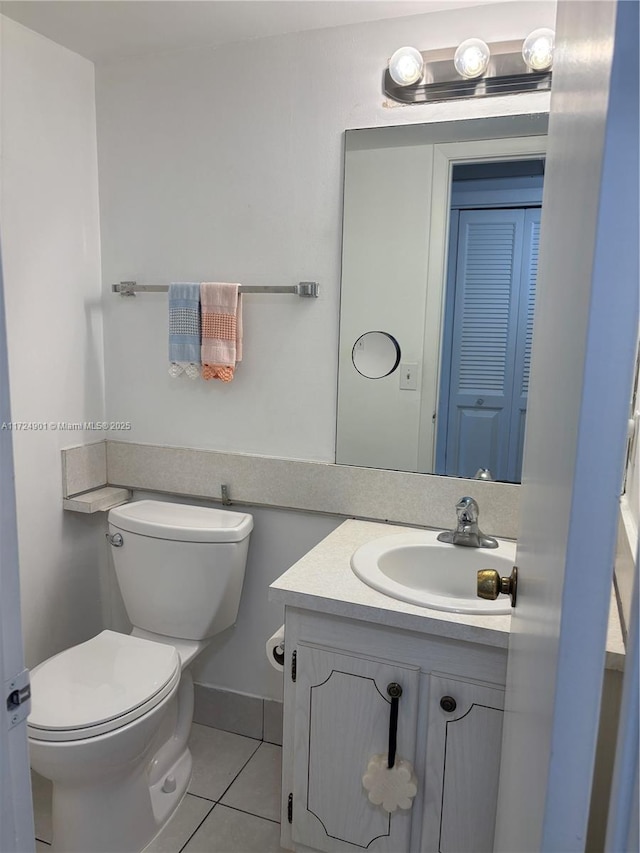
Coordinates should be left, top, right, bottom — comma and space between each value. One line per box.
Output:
399, 363, 418, 390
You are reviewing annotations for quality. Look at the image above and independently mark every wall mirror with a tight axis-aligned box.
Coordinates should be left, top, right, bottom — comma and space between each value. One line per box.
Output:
336, 114, 548, 484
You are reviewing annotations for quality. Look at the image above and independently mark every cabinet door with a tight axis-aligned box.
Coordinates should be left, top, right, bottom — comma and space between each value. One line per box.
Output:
291, 643, 420, 853
422, 674, 505, 853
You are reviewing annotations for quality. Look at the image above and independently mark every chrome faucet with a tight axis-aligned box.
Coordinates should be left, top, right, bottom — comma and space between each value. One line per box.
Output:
437, 497, 498, 549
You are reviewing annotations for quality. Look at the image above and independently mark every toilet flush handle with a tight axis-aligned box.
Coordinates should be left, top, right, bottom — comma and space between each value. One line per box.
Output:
106, 532, 124, 547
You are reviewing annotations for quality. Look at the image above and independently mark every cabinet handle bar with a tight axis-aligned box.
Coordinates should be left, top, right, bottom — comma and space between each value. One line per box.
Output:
387, 682, 403, 768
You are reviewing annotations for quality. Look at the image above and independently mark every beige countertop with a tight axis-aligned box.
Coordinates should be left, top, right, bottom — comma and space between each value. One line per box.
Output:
269, 519, 625, 670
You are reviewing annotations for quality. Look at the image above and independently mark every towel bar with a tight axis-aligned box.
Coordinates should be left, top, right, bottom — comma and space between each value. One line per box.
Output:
112, 281, 319, 298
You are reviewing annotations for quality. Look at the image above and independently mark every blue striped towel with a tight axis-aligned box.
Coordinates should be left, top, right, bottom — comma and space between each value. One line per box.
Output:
168, 283, 201, 379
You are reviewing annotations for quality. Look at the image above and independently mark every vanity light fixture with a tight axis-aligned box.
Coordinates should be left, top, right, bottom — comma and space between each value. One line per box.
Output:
384, 31, 554, 104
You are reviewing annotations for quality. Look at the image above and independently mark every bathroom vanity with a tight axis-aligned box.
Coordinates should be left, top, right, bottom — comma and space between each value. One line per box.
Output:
269, 519, 624, 853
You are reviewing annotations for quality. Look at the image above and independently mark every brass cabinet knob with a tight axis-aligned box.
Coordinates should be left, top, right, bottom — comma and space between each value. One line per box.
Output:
477, 566, 518, 607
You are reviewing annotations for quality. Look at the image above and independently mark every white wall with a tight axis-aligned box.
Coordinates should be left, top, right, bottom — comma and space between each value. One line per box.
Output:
0, 17, 106, 668
96, 2, 555, 462
0, 2, 557, 693
93, 2, 555, 699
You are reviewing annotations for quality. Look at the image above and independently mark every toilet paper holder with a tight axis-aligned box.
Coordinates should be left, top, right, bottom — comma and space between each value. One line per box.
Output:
266, 625, 286, 672
272, 639, 285, 667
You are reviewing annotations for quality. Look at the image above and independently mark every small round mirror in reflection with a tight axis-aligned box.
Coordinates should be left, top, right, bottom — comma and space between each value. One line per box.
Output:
352, 331, 401, 379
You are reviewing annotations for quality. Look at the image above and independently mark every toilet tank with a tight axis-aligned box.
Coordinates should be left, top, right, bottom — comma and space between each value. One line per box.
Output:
107, 500, 253, 641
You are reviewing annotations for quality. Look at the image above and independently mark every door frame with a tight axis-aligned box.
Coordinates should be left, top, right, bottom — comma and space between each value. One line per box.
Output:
0, 248, 35, 851
417, 135, 547, 473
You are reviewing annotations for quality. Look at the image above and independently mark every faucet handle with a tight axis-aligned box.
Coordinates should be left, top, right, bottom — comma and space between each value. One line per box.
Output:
456, 496, 479, 524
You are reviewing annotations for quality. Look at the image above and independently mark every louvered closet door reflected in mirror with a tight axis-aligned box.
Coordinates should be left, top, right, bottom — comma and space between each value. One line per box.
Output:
437, 207, 541, 482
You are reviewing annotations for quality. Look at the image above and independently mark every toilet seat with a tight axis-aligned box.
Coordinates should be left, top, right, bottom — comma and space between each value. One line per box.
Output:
28, 630, 181, 742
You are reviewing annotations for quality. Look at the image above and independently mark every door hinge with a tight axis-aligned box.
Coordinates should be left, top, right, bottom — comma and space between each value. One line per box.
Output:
5, 669, 31, 730
287, 793, 293, 824
291, 649, 297, 682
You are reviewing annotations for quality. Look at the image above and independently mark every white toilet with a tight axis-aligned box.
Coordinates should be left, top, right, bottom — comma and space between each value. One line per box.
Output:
27, 500, 253, 853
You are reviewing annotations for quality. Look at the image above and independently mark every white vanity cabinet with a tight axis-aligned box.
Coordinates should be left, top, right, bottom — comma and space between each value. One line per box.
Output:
280, 608, 508, 853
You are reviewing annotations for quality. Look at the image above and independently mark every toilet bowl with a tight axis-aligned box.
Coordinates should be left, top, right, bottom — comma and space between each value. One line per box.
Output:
28, 500, 253, 853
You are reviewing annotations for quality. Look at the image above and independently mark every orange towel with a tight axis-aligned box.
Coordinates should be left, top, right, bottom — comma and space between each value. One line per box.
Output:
200, 283, 243, 382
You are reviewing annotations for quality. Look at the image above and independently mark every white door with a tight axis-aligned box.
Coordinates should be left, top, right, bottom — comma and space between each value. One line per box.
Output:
0, 252, 35, 849
495, 1, 639, 851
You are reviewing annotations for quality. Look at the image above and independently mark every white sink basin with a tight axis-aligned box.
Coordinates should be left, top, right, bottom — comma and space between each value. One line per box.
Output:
350, 530, 516, 614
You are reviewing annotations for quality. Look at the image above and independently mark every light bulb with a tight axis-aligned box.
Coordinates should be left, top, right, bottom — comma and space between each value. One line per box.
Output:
453, 38, 491, 79
388, 46, 424, 86
522, 28, 555, 71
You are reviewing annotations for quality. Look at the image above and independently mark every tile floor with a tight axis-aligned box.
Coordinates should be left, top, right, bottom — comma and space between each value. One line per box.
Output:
32, 724, 287, 853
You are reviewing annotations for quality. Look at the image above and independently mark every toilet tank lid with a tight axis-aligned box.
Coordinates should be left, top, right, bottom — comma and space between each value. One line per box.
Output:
108, 500, 253, 542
